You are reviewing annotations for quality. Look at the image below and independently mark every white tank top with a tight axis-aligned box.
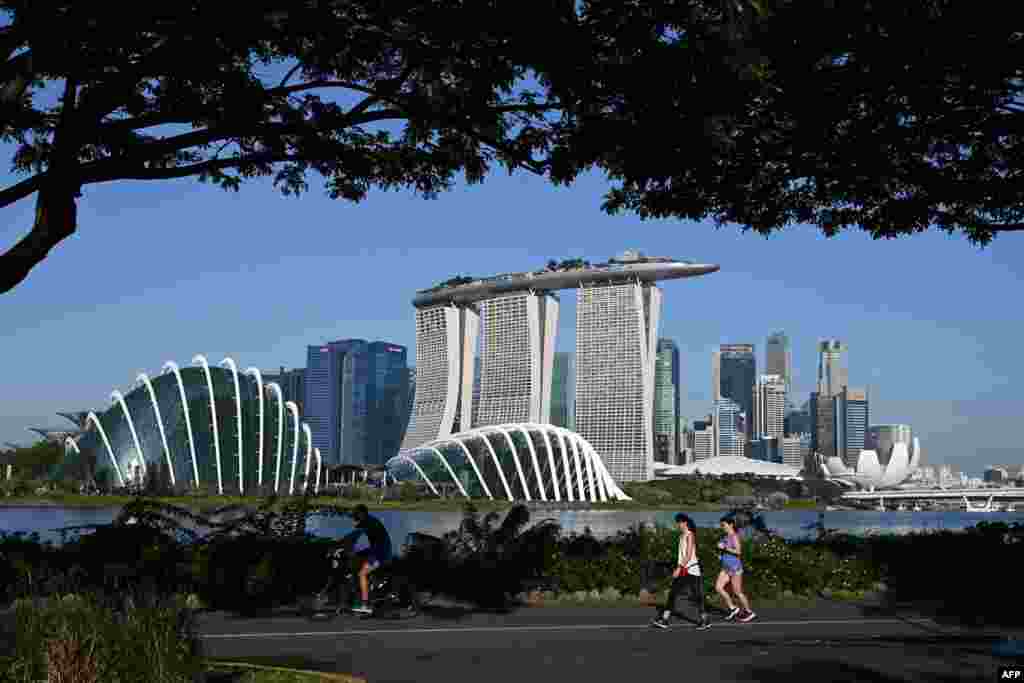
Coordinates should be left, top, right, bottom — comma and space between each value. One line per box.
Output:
677, 531, 701, 576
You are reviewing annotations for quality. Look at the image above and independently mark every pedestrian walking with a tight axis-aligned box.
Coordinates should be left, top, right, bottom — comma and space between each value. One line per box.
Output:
651, 513, 711, 630
715, 515, 755, 622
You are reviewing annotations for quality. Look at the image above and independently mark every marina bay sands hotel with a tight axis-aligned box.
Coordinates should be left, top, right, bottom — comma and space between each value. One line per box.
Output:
400, 250, 719, 482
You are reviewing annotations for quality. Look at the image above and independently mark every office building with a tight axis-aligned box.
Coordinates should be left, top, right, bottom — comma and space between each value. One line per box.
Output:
654, 339, 680, 463
781, 434, 809, 469
366, 342, 410, 466
766, 332, 792, 401
305, 340, 370, 467
817, 340, 848, 397
692, 418, 714, 462
784, 403, 811, 436
835, 387, 869, 469
264, 367, 305, 416
550, 352, 575, 430
714, 398, 744, 458
719, 344, 756, 439
749, 437, 781, 463
753, 374, 786, 439
576, 279, 662, 482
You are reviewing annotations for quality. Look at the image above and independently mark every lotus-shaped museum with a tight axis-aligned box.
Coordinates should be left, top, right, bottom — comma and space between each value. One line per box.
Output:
66, 355, 320, 495
817, 426, 922, 490
386, 423, 630, 502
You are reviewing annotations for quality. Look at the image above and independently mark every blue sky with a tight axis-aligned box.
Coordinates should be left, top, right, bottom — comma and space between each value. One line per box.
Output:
1, 157, 1021, 475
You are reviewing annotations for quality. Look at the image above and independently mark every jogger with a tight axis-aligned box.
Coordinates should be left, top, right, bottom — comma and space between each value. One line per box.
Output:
715, 515, 755, 622
652, 513, 710, 630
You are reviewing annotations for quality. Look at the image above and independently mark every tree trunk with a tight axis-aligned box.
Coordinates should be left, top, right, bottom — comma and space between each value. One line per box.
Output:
0, 184, 78, 294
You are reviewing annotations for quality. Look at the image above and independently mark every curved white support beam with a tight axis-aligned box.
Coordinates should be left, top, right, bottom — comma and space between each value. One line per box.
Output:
538, 427, 561, 502
397, 454, 439, 496
429, 447, 469, 498
220, 358, 245, 494
587, 444, 609, 502
568, 433, 586, 502
192, 355, 223, 495
492, 427, 531, 502
476, 432, 514, 500
554, 429, 574, 502
86, 412, 124, 487
111, 390, 147, 484
285, 403, 300, 494
245, 368, 265, 487
314, 448, 323, 495
302, 423, 314, 493
137, 373, 175, 487
514, 425, 547, 502
162, 361, 200, 488
580, 436, 596, 502
447, 439, 493, 500
266, 383, 284, 492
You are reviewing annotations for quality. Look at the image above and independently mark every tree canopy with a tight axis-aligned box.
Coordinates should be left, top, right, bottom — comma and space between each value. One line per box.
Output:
1, 1, 1021, 294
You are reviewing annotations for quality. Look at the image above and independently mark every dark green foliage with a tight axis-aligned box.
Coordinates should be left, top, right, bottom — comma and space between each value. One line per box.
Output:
6, 1, 1020, 295
5, 595, 203, 683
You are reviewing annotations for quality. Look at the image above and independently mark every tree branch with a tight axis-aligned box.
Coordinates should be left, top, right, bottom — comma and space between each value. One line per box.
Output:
0, 174, 45, 209
989, 224, 1024, 232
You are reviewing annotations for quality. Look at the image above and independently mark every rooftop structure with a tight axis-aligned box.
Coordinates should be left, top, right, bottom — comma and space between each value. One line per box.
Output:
413, 252, 718, 308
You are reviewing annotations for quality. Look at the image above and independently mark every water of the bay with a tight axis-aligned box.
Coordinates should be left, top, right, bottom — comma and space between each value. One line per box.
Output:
2, 506, 1023, 546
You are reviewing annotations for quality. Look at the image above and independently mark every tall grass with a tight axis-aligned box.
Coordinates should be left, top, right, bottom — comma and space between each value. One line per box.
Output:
3, 594, 204, 683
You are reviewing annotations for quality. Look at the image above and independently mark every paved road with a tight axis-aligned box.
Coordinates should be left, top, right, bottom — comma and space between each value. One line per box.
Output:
196, 602, 1016, 682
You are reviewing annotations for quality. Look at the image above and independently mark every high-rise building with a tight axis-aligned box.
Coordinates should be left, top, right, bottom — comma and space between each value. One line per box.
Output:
781, 434, 806, 468
784, 403, 811, 436
817, 340, 847, 398
654, 339, 680, 463
713, 398, 744, 458
576, 280, 661, 482
305, 340, 370, 467
263, 367, 305, 415
766, 332, 792, 401
473, 292, 559, 428
809, 391, 835, 461
753, 374, 786, 440
719, 344, 755, 440
550, 351, 575, 429
402, 305, 478, 449
692, 417, 713, 462
835, 387, 869, 468
711, 351, 721, 403
366, 342, 410, 466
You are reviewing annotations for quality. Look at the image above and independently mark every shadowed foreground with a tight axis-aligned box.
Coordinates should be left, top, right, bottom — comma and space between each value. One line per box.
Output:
196, 604, 1015, 683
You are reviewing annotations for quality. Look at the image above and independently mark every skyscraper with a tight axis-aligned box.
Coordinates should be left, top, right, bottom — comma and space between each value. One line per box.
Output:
305, 339, 370, 467
766, 332, 792, 402
753, 374, 786, 439
817, 340, 847, 398
692, 417, 713, 462
402, 304, 478, 449
654, 339, 680, 463
366, 342, 409, 466
719, 344, 756, 440
835, 386, 868, 468
575, 280, 661, 482
473, 292, 559, 428
811, 339, 847, 463
550, 351, 574, 429
713, 398, 744, 458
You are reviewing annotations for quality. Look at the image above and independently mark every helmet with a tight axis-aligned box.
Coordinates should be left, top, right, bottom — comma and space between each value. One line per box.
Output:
352, 504, 369, 520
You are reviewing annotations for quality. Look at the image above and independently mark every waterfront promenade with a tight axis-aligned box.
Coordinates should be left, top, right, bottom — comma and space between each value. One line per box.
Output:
196, 602, 1013, 682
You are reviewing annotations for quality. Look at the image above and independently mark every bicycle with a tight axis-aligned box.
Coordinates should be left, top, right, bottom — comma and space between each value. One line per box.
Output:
305, 543, 420, 620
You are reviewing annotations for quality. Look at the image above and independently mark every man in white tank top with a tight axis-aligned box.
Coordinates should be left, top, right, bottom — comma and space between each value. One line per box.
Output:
652, 513, 710, 630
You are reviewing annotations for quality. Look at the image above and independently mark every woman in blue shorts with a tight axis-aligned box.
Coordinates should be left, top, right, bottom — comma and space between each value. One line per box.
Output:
715, 515, 755, 622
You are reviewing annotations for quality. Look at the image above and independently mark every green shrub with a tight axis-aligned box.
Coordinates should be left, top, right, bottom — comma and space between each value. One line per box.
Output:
5, 594, 203, 683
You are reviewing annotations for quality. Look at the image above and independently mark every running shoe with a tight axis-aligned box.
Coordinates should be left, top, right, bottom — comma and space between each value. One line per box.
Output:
352, 603, 374, 615
738, 610, 756, 623
724, 607, 741, 621
695, 617, 712, 631
650, 617, 670, 629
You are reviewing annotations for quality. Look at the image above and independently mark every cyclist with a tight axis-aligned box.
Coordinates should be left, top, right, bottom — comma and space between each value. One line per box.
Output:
341, 504, 392, 614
